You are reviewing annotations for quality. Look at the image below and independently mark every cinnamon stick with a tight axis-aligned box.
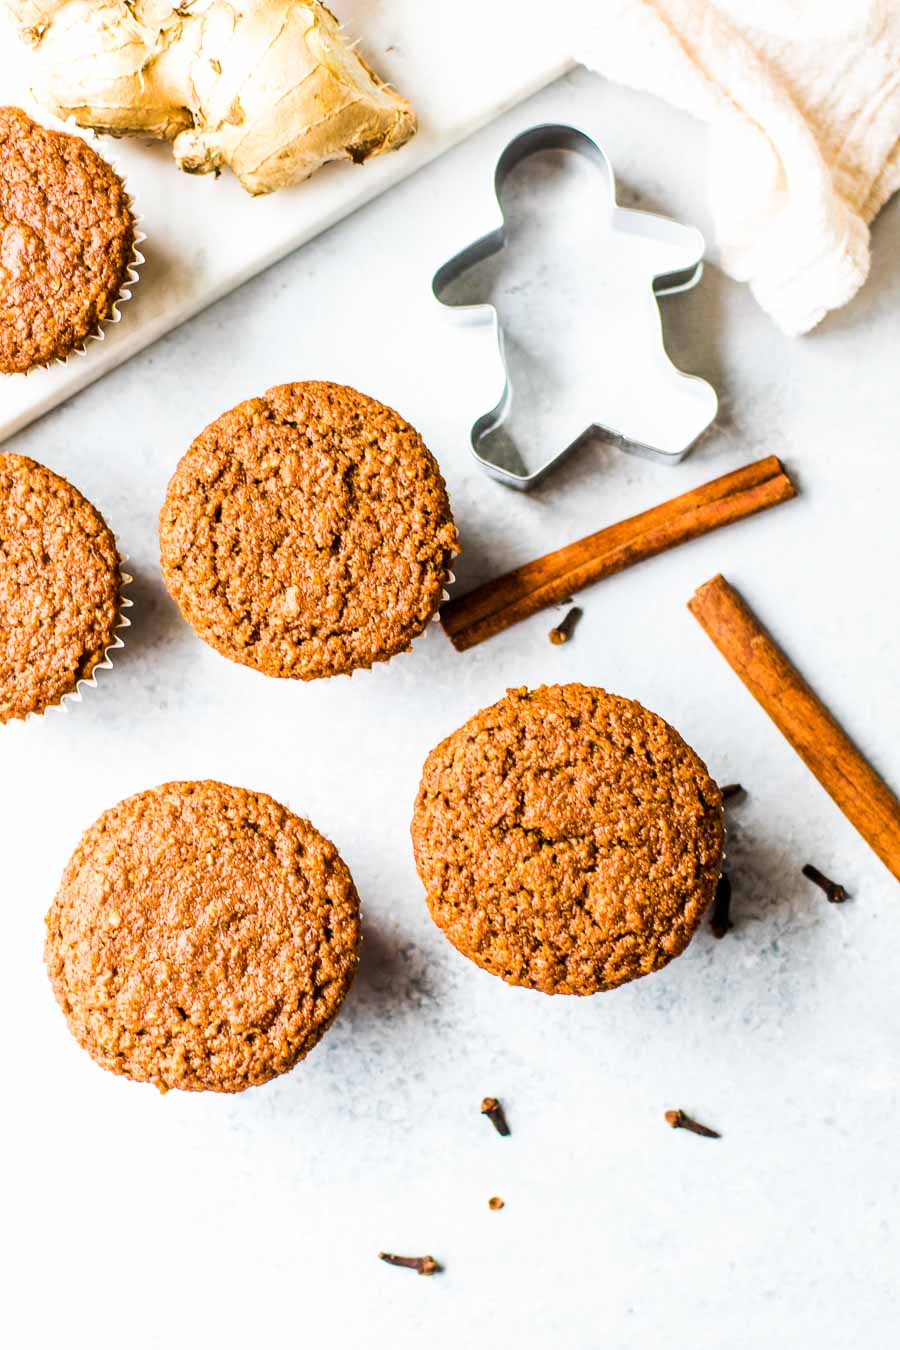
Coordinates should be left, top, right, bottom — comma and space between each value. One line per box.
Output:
441, 456, 796, 651
689, 575, 900, 882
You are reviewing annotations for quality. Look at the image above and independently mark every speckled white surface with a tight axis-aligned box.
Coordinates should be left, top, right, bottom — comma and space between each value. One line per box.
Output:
2, 71, 898, 1350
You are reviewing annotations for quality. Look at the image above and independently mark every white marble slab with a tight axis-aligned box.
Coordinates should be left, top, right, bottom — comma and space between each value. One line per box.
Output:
0, 0, 573, 441
1, 69, 898, 1350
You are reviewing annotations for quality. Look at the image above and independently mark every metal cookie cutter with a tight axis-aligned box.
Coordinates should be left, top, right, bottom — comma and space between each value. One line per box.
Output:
432, 123, 718, 489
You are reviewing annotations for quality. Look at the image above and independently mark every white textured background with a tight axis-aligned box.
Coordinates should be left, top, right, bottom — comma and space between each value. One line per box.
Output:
2, 72, 898, 1349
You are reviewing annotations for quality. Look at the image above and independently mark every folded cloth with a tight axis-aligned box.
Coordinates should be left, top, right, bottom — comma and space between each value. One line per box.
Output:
577, 0, 900, 334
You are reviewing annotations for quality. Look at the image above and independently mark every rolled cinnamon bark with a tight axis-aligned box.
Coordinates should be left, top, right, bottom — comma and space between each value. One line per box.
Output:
441, 456, 796, 652
689, 574, 900, 881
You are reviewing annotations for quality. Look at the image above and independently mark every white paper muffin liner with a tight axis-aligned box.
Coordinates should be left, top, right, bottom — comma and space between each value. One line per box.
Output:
11, 103, 146, 374
7, 548, 133, 726
46, 219, 146, 369
57, 550, 133, 712
426, 566, 456, 633
342, 561, 453, 669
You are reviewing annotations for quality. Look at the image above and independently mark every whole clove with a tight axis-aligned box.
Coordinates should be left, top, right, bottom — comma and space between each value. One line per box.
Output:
802, 863, 848, 903
443, 457, 796, 652
378, 1252, 442, 1276
710, 872, 732, 939
488, 1196, 505, 1211
720, 783, 745, 801
664, 1108, 721, 1138
548, 606, 582, 645
481, 1096, 511, 1136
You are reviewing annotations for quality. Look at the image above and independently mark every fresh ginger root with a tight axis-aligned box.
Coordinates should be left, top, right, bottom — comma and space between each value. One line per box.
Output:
2, 0, 416, 194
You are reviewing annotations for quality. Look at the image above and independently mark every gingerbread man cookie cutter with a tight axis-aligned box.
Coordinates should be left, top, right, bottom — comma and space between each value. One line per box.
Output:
432, 123, 718, 489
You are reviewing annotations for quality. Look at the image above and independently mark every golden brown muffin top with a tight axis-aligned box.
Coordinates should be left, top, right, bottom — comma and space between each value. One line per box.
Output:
45, 780, 361, 1093
0, 453, 122, 722
0, 106, 135, 373
159, 381, 459, 680
412, 684, 725, 995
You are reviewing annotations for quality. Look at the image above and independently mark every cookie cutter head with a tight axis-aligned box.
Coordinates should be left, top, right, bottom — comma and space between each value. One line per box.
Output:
432, 124, 718, 489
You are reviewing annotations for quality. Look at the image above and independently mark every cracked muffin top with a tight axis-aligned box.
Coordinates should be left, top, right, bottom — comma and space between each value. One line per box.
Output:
411, 684, 725, 995
0, 107, 135, 373
159, 381, 458, 680
45, 780, 361, 1093
0, 453, 122, 722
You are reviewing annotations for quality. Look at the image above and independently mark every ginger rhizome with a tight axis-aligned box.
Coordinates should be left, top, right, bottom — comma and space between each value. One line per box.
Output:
2, 0, 416, 194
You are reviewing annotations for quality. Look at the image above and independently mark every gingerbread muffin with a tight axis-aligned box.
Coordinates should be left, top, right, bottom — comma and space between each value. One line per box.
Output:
412, 685, 724, 995
0, 107, 137, 373
45, 780, 361, 1093
0, 453, 125, 722
159, 381, 458, 680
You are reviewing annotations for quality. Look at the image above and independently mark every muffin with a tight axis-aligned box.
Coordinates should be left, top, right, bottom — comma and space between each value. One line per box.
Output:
0, 453, 126, 722
45, 780, 361, 1093
412, 684, 725, 995
0, 106, 137, 373
159, 381, 458, 680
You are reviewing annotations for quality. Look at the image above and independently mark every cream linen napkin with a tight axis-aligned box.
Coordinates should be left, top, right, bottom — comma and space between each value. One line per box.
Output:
577, 0, 900, 333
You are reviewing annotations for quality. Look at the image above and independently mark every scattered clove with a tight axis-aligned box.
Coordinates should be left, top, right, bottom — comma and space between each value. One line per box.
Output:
443, 458, 795, 652
720, 783, 745, 801
548, 606, 582, 645
481, 1096, 511, 1136
802, 863, 848, 903
664, 1108, 721, 1139
710, 872, 732, 939
378, 1252, 442, 1276
488, 1196, 505, 1211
